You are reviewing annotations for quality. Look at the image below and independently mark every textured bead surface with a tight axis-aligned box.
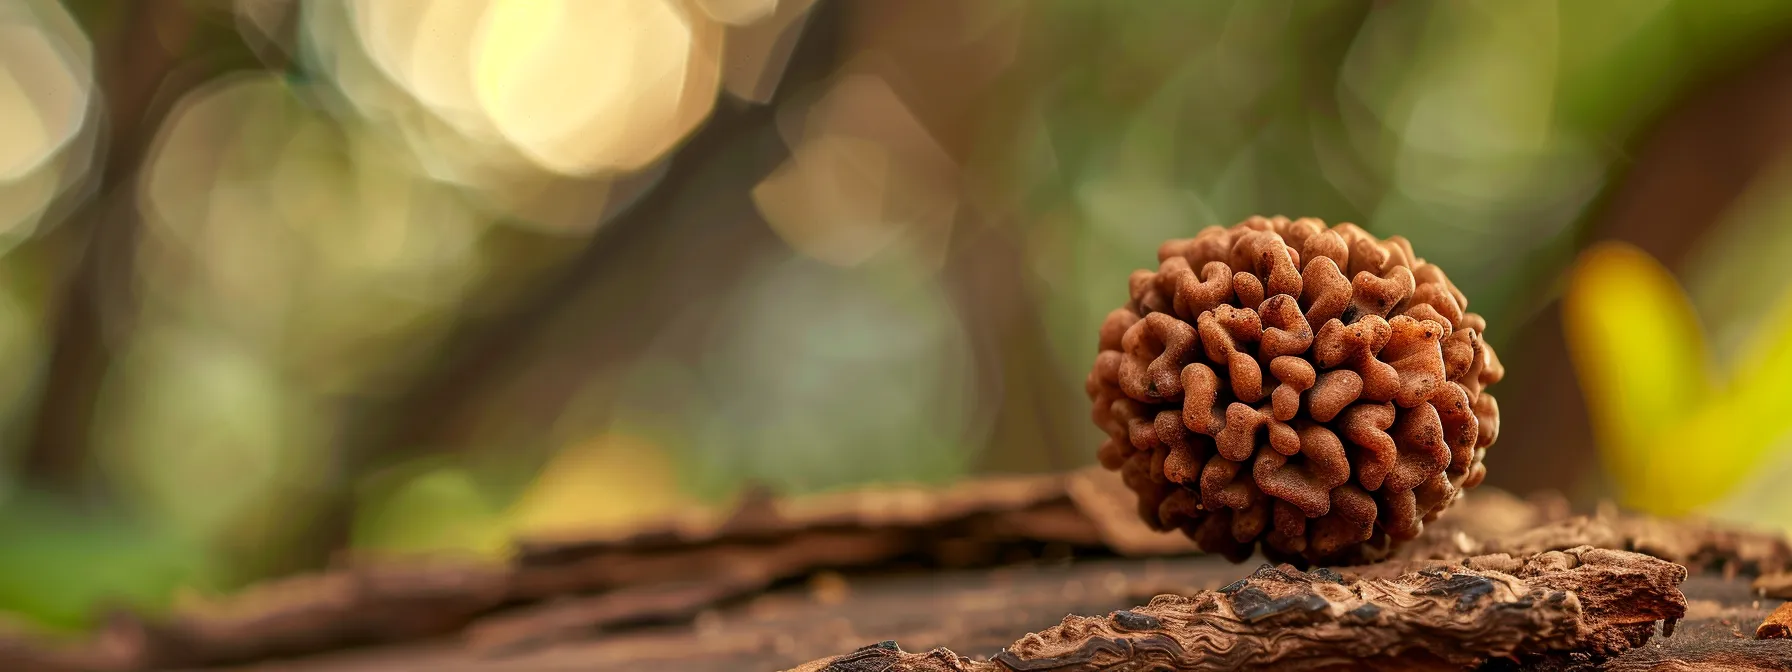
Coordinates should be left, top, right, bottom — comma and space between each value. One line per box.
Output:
1087, 216, 1503, 564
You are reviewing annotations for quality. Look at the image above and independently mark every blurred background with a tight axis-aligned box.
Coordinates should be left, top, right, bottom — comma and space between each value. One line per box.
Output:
4, 0, 1792, 631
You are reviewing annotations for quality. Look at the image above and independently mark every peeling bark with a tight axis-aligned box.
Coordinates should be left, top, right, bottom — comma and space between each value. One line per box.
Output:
1380, 490, 1792, 578
794, 547, 1685, 672
1760, 601, 1792, 640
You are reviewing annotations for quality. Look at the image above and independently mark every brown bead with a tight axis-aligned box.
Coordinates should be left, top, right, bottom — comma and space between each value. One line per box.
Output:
1088, 216, 1502, 564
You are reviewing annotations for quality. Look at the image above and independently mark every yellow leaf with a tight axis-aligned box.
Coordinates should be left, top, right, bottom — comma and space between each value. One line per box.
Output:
1730, 283, 1792, 421
1641, 400, 1756, 515
506, 432, 688, 539
1562, 242, 1716, 511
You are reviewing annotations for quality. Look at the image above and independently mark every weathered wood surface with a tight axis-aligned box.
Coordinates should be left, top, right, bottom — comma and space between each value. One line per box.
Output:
201, 554, 1787, 671
3, 468, 1790, 671
795, 547, 1696, 672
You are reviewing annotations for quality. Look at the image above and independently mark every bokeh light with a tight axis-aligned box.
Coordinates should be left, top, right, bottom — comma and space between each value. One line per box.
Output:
695, 0, 779, 26
348, 0, 726, 177
473, 0, 723, 175
753, 73, 959, 269
0, 0, 92, 244
0, 0, 88, 181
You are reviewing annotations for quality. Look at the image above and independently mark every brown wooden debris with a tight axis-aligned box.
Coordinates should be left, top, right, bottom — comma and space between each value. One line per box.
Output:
1488, 548, 1689, 655
786, 642, 978, 672
1063, 468, 1203, 556
0, 620, 132, 672
1756, 572, 1792, 600
2, 469, 1788, 670
465, 573, 771, 653
1760, 601, 1792, 640
1580, 639, 1792, 671
514, 471, 1099, 564
1607, 515, 1792, 576
789, 547, 1685, 672
120, 550, 1786, 671
114, 559, 510, 670
1381, 490, 1792, 579
0, 469, 1177, 670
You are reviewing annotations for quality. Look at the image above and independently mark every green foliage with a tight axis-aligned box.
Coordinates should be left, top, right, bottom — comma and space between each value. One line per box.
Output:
0, 498, 209, 631
351, 459, 509, 559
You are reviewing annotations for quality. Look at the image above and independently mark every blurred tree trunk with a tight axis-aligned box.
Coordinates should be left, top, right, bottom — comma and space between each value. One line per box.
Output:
18, 0, 201, 502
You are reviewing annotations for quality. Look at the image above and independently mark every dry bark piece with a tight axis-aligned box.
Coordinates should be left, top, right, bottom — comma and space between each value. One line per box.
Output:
1063, 467, 1202, 556
1089, 215, 1503, 564
1758, 572, 1792, 600
1611, 513, 1792, 576
1494, 548, 1690, 655
790, 547, 1683, 672
788, 641, 977, 672
0, 470, 1169, 671
117, 560, 511, 669
0, 618, 134, 672
507, 472, 1114, 602
1371, 489, 1792, 581
517, 472, 1078, 562
1583, 640, 1792, 671
466, 574, 770, 653
1761, 602, 1792, 640
1507, 514, 1789, 574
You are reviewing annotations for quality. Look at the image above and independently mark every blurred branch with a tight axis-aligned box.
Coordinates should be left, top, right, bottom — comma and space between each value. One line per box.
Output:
18, 0, 201, 499
288, 0, 851, 572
